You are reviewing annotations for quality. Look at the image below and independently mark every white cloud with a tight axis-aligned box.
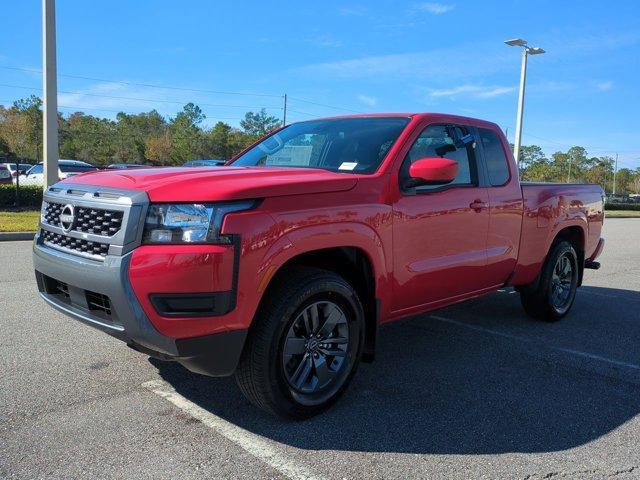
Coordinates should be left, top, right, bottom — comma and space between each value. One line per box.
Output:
415, 2, 454, 14
298, 45, 509, 80
596, 81, 613, 91
55, 81, 271, 127
307, 34, 343, 48
57, 82, 168, 113
546, 30, 640, 55
357, 94, 377, 106
339, 6, 368, 16
427, 85, 516, 99
529, 81, 573, 93
374, 20, 426, 30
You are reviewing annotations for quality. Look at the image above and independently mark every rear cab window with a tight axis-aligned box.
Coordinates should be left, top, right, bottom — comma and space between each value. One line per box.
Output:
478, 128, 510, 186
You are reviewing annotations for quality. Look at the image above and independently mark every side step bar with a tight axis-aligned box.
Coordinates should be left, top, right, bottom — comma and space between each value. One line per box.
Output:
585, 260, 601, 270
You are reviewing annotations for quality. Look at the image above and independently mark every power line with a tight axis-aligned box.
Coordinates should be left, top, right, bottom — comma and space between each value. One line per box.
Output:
1, 88, 342, 123
56, 104, 245, 121
1, 65, 367, 113
525, 132, 639, 155
287, 108, 321, 118
1, 98, 247, 122
0, 83, 283, 111
1, 65, 369, 117
0, 65, 283, 98
288, 96, 365, 114
504, 125, 639, 157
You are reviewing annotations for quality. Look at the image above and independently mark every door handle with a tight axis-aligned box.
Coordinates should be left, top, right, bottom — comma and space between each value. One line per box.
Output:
469, 200, 488, 212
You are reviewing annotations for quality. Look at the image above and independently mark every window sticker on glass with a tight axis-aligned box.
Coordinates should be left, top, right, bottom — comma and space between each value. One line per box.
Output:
338, 162, 358, 171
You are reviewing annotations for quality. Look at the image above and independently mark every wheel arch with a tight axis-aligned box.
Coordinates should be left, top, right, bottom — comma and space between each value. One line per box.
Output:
550, 224, 586, 285
257, 244, 382, 363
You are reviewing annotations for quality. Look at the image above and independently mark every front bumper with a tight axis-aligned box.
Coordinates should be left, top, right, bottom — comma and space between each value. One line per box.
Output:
33, 236, 247, 376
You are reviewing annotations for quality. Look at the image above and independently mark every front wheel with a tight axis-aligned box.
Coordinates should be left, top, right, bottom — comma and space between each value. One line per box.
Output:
519, 240, 579, 322
235, 267, 364, 419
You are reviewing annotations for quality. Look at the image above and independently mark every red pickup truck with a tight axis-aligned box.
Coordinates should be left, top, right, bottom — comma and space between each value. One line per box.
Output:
33, 113, 605, 418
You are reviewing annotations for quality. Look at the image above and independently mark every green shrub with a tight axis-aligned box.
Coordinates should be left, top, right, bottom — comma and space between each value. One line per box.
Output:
0, 184, 43, 208
604, 202, 640, 211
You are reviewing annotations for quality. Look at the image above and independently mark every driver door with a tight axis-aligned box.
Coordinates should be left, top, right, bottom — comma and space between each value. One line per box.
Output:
391, 123, 491, 313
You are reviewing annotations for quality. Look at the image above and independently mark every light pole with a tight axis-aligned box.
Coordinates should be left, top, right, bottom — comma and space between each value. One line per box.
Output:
504, 38, 545, 165
43, 0, 59, 189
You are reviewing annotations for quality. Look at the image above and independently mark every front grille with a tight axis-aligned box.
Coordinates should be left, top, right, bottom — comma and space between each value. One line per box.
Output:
44, 202, 124, 236
41, 229, 109, 259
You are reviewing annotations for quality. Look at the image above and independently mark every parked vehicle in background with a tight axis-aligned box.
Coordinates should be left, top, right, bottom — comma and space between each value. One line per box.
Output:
33, 113, 605, 418
106, 164, 147, 169
0, 163, 12, 184
605, 194, 629, 204
183, 159, 226, 167
0, 163, 33, 184
20, 160, 97, 186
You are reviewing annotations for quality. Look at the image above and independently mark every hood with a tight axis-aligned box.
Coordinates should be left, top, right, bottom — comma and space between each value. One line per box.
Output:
60, 166, 358, 202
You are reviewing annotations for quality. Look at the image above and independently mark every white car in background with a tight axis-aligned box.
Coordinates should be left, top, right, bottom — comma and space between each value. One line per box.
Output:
0, 162, 33, 184
20, 160, 97, 186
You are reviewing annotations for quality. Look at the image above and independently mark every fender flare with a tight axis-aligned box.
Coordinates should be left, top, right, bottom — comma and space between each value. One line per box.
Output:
256, 221, 390, 306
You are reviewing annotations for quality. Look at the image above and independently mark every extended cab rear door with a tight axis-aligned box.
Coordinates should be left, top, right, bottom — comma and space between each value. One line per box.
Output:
475, 127, 524, 286
390, 122, 491, 314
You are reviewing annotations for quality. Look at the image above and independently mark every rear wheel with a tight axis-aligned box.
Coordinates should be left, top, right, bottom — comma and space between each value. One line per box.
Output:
235, 267, 364, 419
519, 240, 579, 321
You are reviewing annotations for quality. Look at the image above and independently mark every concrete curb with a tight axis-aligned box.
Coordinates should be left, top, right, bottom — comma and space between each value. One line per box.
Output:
0, 232, 36, 241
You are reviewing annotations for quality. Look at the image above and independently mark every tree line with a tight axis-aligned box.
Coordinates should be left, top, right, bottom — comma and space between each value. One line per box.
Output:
0, 95, 638, 194
0, 95, 280, 167
517, 145, 639, 195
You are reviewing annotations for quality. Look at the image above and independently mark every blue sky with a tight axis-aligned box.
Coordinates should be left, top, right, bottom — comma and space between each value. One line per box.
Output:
1, 0, 639, 167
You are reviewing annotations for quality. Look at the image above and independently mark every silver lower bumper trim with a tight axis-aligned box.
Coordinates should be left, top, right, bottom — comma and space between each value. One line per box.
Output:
39, 291, 125, 332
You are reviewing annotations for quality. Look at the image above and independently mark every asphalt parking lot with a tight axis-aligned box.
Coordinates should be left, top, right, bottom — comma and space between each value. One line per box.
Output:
1, 218, 639, 480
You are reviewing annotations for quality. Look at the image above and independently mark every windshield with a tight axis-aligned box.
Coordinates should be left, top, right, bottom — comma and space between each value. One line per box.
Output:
231, 117, 409, 174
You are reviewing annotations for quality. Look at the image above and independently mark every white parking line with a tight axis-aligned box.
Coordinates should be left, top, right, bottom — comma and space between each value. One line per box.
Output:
142, 379, 325, 480
430, 315, 640, 371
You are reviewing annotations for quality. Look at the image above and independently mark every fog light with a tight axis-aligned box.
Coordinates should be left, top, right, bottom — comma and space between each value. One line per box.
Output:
149, 229, 172, 242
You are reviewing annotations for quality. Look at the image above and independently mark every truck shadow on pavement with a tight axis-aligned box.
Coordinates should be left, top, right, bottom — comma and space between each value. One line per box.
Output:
152, 286, 640, 455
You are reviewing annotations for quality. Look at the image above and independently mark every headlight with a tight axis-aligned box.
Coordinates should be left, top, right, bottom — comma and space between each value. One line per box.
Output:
40, 201, 48, 225
142, 201, 255, 244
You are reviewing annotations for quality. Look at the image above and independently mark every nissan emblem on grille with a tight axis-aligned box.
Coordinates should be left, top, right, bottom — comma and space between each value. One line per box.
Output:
59, 204, 76, 232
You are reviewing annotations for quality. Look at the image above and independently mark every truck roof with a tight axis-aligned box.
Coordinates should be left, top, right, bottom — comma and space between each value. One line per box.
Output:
295, 112, 501, 130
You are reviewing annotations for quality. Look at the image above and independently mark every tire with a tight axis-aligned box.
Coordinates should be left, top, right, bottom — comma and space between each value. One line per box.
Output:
519, 240, 579, 322
235, 267, 365, 419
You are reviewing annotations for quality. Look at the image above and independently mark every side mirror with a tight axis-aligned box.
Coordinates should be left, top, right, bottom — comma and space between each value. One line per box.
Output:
404, 157, 458, 188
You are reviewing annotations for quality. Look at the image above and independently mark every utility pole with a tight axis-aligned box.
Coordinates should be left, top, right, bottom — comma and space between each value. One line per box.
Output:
612, 152, 618, 195
282, 94, 287, 126
43, 0, 59, 189
567, 156, 572, 183
504, 39, 545, 164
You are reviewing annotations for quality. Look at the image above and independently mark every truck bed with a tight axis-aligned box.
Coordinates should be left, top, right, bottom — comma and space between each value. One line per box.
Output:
512, 182, 604, 285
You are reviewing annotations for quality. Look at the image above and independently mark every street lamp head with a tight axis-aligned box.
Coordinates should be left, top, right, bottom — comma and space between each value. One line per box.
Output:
505, 38, 546, 55
505, 38, 527, 47
527, 47, 546, 55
